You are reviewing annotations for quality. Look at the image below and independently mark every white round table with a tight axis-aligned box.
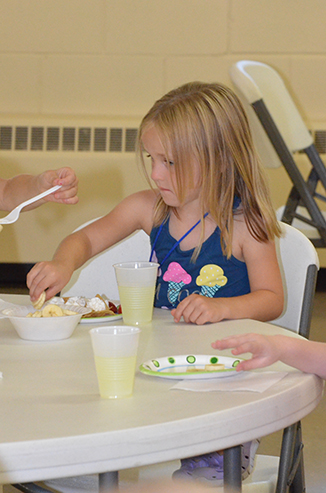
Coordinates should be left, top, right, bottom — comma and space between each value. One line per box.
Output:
0, 294, 322, 492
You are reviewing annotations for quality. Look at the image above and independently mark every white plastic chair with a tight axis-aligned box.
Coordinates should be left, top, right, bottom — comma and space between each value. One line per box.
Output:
229, 60, 326, 248
61, 217, 151, 300
272, 221, 319, 336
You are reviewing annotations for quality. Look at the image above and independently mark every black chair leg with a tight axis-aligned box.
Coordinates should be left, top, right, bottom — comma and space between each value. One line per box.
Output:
224, 445, 242, 492
290, 422, 306, 493
11, 484, 52, 493
276, 421, 305, 493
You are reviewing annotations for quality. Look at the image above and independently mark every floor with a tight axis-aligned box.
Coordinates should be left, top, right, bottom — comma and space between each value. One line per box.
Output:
1, 286, 326, 492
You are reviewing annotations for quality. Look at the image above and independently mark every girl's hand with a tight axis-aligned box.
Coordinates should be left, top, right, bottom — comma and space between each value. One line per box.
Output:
39, 167, 79, 205
211, 333, 281, 371
27, 260, 74, 303
171, 294, 228, 325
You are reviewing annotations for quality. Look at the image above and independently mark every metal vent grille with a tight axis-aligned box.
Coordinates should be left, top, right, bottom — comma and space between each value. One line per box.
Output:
0, 124, 138, 152
314, 130, 326, 154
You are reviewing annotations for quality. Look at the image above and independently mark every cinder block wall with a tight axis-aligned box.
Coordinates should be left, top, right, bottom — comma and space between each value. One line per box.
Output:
1, 0, 326, 265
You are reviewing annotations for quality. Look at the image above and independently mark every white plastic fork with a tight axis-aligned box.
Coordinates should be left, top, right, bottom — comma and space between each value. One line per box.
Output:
0, 185, 62, 225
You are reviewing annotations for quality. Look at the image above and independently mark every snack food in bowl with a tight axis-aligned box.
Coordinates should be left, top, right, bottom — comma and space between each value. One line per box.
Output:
26, 304, 77, 318
2, 303, 90, 341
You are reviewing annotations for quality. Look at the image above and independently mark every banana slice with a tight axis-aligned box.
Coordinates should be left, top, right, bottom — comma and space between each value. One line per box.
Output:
32, 291, 46, 310
26, 305, 77, 318
26, 310, 42, 318
32, 311, 43, 318
63, 309, 78, 316
41, 304, 64, 317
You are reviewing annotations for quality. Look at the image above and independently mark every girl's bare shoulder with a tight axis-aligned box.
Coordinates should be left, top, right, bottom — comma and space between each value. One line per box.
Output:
232, 213, 275, 261
124, 189, 158, 210
116, 189, 158, 233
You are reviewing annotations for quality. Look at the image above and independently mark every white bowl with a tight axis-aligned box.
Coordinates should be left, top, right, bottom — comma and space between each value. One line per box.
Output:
2, 304, 89, 341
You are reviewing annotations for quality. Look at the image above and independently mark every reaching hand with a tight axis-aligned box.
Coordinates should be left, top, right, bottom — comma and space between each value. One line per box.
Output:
27, 260, 74, 303
211, 333, 281, 371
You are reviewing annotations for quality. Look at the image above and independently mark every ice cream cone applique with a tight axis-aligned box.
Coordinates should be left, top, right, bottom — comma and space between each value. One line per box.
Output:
163, 262, 192, 305
196, 264, 227, 297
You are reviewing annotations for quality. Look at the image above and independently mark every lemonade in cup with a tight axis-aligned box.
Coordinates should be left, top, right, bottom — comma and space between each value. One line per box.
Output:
114, 261, 159, 325
90, 326, 140, 399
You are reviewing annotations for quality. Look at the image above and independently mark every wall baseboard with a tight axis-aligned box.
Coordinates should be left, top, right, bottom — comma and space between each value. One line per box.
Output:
316, 268, 326, 291
0, 263, 34, 288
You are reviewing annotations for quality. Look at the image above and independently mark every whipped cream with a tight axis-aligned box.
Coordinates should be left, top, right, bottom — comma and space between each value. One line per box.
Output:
66, 296, 88, 307
86, 297, 107, 311
51, 295, 109, 312
51, 297, 65, 305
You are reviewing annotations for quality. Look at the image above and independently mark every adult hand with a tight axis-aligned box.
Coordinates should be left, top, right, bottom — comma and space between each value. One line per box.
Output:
39, 167, 79, 205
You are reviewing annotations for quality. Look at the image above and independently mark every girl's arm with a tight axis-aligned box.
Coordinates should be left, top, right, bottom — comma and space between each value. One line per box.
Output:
172, 217, 284, 324
212, 333, 326, 379
0, 167, 78, 211
229, 216, 284, 321
27, 190, 157, 302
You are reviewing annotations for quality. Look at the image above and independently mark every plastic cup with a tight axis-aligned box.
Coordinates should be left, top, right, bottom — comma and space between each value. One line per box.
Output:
113, 261, 159, 326
90, 326, 141, 399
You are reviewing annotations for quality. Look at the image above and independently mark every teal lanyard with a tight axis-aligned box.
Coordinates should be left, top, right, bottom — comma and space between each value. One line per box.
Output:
149, 212, 209, 268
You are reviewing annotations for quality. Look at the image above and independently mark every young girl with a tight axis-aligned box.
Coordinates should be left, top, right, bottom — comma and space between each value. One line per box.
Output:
27, 81, 284, 483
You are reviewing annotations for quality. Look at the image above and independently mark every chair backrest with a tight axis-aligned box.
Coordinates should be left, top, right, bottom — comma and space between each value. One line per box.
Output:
230, 60, 326, 248
272, 222, 319, 336
229, 60, 313, 156
62, 218, 151, 300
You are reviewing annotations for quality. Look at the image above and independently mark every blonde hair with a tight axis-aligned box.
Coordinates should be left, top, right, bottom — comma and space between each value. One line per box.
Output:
137, 81, 280, 258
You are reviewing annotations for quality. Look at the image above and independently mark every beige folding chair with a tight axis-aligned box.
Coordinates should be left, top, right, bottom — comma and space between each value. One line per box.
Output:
229, 60, 326, 248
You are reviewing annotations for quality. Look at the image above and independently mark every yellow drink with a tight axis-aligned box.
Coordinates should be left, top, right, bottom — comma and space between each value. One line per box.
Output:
94, 355, 137, 399
118, 285, 155, 325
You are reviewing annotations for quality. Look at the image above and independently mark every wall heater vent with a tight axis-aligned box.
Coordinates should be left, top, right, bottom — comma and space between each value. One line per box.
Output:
313, 130, 326, 154
309, 124, 326, 155
0, 117, 141, 153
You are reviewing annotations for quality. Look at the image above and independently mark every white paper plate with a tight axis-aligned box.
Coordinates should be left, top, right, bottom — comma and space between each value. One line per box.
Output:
139, 354, 242, 380
50, 297, 122, 324
80, 313, 123, 324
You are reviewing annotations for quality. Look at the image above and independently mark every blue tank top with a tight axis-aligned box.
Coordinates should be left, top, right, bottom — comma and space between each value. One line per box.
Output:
150, 219, 250, 309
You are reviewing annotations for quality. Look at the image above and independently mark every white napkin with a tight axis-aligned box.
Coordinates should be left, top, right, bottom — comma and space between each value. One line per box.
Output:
0, 298, 21, 317
170, 371, 288, 393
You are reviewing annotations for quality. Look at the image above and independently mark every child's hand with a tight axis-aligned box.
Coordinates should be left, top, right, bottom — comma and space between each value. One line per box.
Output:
171, 294, 228, 325
39, 167, 79, 205
212, 333, 281, 371
27, 260, 74, 303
